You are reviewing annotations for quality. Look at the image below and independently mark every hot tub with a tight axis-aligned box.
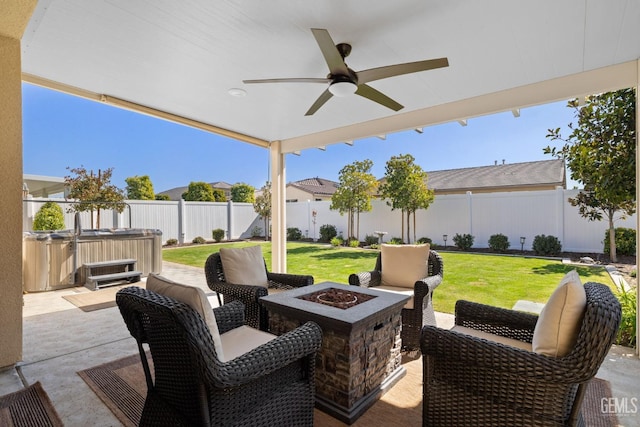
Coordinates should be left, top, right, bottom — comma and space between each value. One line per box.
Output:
23, 228, 162, 292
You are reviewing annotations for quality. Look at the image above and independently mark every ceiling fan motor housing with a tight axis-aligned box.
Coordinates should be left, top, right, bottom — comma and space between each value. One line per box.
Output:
336, 42, 352, 59
329, 69, 358, 85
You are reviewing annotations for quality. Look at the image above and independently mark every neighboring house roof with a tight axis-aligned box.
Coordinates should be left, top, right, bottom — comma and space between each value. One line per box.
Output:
209, 181, 232, 190
426, 159, 566, 194
288, 177, 339, 197
158, 181, 234, 200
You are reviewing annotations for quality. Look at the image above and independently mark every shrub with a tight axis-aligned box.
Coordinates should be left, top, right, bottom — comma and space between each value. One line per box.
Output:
211, 228, 225, 242
453, 233, 474, 251
370, 243, 380, 250
388, 237, 404, 245
615, 284, 637, 348
417, 237, 432, 244
251, 225, 263, 237
287, 227, 303, 241
330, 236, 343, 247
364, 234, 379, 246
165, 238, 178, 246
488, 233, 510, 253
348, 238, 360, 248
532, 234, 562, 256
604, 227, 636, 256
192, 236, 205, 244
33, 202, 65, 231
319, 224, 338, 242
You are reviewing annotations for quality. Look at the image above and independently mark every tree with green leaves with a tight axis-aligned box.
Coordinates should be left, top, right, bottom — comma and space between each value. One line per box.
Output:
155, 194, 170, 201
253, 181, 271, 240
125, 175, 155, 200
379, 154, 434, 243
182, 181, 215, 201
545, 88, 636, 262
212, 188, 227, 202
64, 166, 126, 229
231, 183, 255, 203
330, 159, 378, 241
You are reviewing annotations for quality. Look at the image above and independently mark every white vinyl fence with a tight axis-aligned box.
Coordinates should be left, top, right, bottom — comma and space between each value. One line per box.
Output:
23, 188, 637, 253
286, 188, 636, 253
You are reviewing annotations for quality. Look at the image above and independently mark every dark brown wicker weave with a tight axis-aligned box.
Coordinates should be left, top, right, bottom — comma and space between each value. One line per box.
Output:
204, 252, 314, 331
348, 250, 443, 350
116, 286, 322, 427
420, 282, 622, 427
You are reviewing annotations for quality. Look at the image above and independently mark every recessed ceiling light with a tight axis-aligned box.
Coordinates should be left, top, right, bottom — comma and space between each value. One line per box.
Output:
228, 88, 247, 97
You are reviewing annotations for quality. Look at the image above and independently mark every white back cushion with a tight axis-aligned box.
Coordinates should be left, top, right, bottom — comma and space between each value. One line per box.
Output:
146, 273, 225, 360
381, 244, 430, 289
532, 270, 586, 357
219, 245, 269, 287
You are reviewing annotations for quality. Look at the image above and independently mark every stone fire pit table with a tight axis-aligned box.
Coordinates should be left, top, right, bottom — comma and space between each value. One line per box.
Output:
260, 282, 409, 424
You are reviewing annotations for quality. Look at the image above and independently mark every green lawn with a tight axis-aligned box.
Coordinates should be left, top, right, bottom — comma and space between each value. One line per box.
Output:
162, 241, 615, 314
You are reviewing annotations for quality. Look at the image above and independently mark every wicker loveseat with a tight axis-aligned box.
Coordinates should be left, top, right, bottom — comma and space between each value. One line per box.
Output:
116, 285, 322, 426
349, 246, 443, 350
420, 281, 621, 426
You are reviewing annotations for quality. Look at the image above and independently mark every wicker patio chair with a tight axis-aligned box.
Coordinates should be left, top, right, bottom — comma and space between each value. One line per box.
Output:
420, 282, 621, 427
205, 248, 313, 331
348, 247, 443, 350
116, 285, 322, 427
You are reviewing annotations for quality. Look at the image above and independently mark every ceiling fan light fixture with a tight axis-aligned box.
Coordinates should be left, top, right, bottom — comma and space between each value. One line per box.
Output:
328, 80, 357, 97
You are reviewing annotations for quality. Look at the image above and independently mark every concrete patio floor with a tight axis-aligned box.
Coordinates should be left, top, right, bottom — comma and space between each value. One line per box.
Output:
1, 261, 639, 426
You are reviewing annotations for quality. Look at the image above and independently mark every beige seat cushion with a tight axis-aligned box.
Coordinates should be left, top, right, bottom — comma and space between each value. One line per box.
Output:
219, 325, 277, 362
381, 243, 430, 289
532, 270, 586, 357
451, 325, 533, 352
146, 273, 225, 360
373, 285, 415, 309
219, 245, 269, 287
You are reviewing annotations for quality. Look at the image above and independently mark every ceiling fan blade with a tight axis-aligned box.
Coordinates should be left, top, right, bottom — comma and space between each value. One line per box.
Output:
305, 89, 333, 116
311, 28, 349, 75
357, 58, 449, 84
243, 77, 330, 84
355, 84, 403, 111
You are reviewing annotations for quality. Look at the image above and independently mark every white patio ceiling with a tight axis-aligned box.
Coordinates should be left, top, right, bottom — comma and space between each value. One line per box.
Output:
21, 0, 640, 154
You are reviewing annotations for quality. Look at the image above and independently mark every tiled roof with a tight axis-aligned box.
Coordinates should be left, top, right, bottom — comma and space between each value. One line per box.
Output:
426, 159, 565, 192
288, 177, 339, 196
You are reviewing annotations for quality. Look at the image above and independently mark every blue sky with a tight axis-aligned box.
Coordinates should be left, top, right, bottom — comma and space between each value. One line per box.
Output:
22, 83, 579, 193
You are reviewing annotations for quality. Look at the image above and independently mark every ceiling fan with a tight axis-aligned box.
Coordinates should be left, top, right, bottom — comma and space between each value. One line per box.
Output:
243, 28, 449, 116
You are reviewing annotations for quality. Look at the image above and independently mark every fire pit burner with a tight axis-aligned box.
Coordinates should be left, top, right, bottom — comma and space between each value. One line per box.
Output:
298, 287, 376, 309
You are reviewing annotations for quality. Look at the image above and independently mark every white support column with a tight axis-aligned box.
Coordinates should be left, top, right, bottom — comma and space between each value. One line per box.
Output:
270, 141, 287, 273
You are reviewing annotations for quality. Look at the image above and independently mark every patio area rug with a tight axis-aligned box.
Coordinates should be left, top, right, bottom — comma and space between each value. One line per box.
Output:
78, 352, 618, 426
63, 283, 145, 312
0, 381, 63, 427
